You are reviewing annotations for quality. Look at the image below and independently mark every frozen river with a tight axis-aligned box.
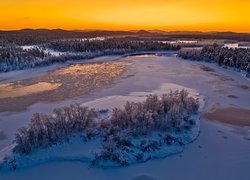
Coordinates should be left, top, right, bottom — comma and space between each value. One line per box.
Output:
0, 54, 250, 180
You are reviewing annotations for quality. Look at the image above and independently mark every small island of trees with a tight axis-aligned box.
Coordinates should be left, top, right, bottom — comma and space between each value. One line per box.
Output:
1, 90, 199, 170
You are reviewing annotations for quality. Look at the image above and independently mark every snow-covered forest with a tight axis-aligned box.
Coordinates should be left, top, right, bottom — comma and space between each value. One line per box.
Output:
0, 39, 180, 72
0, 46, 53, 72
2, 90, 199, 169
178, 44, 250, 75
45, 38, 180, 52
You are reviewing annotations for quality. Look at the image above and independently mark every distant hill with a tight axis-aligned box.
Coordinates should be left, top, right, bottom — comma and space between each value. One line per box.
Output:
0, 29, 249, 45
0, 29, 132, 45
161, 31, 250, 41
0, 29, 136, 37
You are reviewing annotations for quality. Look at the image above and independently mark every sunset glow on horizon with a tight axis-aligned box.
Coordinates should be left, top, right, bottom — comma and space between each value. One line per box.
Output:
1, 0, 250, 32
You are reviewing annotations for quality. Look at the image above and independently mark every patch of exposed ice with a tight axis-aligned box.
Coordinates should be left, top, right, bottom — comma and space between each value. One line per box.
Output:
83, 83, 203, 110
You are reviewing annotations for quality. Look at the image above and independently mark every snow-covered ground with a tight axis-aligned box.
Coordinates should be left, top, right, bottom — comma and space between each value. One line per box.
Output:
224, 43, 250, 49
20, 45, 65, 56
0, 54, 250, 179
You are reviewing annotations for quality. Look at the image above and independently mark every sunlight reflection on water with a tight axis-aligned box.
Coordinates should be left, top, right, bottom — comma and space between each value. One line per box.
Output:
129, 54, 161, 58
0, 61, 133, 112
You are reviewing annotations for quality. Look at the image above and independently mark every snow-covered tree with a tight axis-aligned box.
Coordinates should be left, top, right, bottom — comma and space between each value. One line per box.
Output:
178, 44, 250, 75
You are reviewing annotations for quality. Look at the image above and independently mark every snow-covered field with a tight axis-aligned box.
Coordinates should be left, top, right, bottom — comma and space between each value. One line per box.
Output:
0, 54, 250, 179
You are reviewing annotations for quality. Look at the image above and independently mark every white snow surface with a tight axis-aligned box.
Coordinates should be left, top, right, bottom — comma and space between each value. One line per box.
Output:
0, 54, 249, 180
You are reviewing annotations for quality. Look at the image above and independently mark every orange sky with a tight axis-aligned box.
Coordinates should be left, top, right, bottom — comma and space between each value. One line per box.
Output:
0, 0, 249, 32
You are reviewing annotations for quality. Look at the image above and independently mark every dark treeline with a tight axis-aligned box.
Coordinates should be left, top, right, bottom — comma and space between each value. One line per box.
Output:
178, 44, 250, 75
166, 31, 250, 41
46, 38, 180, 52
0, 45, 107, 72
0, 29, 135, 46
1, 29, 250, 46
0, 46, 52, 72
3, 90, 199, 168
0, 39, 180, 72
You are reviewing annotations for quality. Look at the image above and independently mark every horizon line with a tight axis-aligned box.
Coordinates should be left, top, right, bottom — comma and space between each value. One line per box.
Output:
0, 28, 249, 34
